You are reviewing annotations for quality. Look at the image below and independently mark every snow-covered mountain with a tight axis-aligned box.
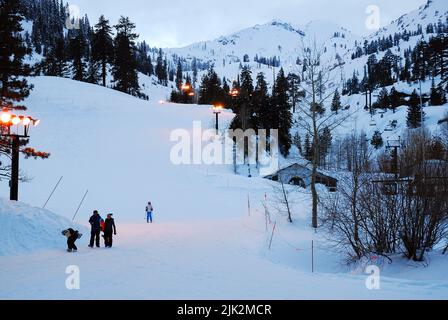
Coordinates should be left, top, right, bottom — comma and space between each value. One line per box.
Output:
163, 0, 446, 86
165, 18, 359, 80
370, 0, 448, 40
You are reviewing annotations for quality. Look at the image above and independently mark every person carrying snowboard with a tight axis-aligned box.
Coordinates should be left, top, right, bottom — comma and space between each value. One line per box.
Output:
62, 228, 81, 252
89, 210, 103, 248
146, 202, 154, 224
104, 213, 117, 248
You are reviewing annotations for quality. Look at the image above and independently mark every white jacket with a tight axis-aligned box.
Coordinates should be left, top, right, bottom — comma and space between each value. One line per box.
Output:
146, 205, 153, 213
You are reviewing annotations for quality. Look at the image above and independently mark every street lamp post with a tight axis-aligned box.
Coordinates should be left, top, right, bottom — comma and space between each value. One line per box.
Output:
212, 104, 223, 135
0, 110, 40, 201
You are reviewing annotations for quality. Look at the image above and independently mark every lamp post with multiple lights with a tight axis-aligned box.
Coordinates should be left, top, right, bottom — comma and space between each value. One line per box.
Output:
0, 109, 40, 201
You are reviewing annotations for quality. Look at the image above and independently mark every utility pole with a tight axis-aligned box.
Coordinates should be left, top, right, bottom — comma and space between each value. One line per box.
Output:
387, 140, 401, 181
10, 135, 20, 201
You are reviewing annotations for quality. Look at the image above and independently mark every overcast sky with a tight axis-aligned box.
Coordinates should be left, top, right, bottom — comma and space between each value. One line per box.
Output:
71, 0, 427, 48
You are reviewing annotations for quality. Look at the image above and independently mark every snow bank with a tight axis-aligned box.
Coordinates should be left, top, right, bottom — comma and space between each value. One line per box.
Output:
0, 198, 86, 256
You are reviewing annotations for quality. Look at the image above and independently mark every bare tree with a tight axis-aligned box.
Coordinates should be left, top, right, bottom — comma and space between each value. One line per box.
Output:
296, 41, 352, 228
270, 182, 295, 223
322, 130, 448, 263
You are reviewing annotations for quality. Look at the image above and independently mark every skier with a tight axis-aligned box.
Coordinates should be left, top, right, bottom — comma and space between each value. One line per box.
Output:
62, 228, 80, 252
146, 202, 154, 223
104, 213, 117, 248
89, 210, 103, 248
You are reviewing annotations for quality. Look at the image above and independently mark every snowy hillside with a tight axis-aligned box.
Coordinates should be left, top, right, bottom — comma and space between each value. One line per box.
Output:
370, 0, 448, 40
165, 18, 359, 85
0, 76, 447, 299
164, 0, 446, 92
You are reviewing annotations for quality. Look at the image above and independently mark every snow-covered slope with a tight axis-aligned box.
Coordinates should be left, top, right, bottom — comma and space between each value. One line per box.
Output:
0, 198, 86, 256
370, 0, 448, 40
165, 19, 359, 79
0, 76, 447, 299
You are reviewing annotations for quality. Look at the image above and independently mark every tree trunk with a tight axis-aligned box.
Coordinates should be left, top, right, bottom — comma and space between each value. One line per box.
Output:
311, 81, 319, 229
102, 60, 107, 87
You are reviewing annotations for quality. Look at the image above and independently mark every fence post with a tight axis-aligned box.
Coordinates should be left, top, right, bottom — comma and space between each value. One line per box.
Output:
72, 190, 89, 221
43, 176, 63, 209
311, 240, 315, 273
269, 222, 277, 250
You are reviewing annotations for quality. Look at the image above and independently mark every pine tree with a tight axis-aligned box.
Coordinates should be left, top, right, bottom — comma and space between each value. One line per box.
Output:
412, 41, 429, 81
272, 68, 292, 156
389, 86, 400, 113
175, 60, 183, 90
0, 0, 33, 108
41, 38, 68, 77
371, 131, 384, 149
407, 89, 424, 128
162, 58, 168, 86
91, 15, 113, 87
252, 72, 271, 131
192, 57, 198, 87
238, 66, 254, 130
198, 66, 223, 106
430, 79, 446, 106
287, 73, 301, 113
304, 133, 312, 161
377, 87, 390, 110
112, 16, 140, 96
68, 33, 87, 81
331, 89, 342, 114
318, 126, 332, 166
155, 49, 164, 84
86, 51, 101, 84
135, 42, 153, 76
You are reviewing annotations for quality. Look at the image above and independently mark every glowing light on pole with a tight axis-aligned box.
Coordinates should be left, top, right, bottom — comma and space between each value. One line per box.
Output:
213, 104, 224, 134
11, 116, 21, 125
22, 117, 31, 126
1, 112, 11, 124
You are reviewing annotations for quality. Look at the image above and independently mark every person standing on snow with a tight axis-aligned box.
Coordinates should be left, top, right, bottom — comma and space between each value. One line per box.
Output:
89, 210, 103, 248
146, 202, 154, 223
104, 213, 117, 248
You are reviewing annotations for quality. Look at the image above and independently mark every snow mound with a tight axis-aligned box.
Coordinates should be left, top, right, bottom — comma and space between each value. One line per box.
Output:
0, 198, 86, 256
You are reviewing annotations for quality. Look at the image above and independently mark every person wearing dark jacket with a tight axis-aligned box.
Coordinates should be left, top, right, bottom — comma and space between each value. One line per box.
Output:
63, 228, 79, 252
103, 213, 117, 248
89, 210, 102, 248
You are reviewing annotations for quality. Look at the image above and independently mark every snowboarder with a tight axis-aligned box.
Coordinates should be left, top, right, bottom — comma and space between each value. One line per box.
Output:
146, 202, 154, 223
89, 210, 103, 248
62, 228, 81, 252
103, 213, 117, 248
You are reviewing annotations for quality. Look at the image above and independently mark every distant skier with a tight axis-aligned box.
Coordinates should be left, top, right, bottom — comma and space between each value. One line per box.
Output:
89, 210, 103, 248
62, 228, 81, 253
104, 213, 117, 248
146, 202, 154, 223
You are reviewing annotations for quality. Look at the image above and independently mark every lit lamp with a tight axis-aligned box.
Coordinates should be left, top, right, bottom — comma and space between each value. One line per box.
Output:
181, 84, 191, 91
0, 110, 40, 201
212, 104, 224, 134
